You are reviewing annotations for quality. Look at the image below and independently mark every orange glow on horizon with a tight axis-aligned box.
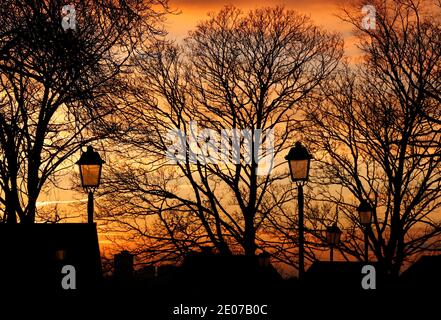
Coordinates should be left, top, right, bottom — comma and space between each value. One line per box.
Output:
166, 0, 357, 55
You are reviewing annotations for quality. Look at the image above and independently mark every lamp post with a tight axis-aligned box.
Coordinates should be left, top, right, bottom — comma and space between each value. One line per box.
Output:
357, 200, 373, 262
285, 142, 312, 279
76, 146, 104, 224
325, 223, 342, 262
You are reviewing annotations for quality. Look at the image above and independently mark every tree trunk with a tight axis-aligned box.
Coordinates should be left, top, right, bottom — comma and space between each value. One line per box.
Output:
5, 192, 17, 224
244, 216, 257, 256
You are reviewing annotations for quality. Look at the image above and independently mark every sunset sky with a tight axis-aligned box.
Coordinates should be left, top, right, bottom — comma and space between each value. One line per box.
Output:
38, 0, 364, 250
1, 0, 439, 299
41, 0, 360, 208
166, 0, 353, 40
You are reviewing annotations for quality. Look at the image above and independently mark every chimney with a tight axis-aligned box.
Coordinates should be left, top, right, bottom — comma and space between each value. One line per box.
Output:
114, 250, 134, 280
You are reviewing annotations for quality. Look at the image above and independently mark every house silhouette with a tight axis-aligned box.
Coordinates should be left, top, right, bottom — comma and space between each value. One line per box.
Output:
0, 223, 101, 294
305, 261, 386, 292
400, 255, 441, 290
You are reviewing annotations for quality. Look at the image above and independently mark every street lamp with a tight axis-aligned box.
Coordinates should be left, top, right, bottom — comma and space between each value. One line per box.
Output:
357, 200, 373, 262
77, 146, 104, 224
285, 142, 312, 279
325, 223, 342, 262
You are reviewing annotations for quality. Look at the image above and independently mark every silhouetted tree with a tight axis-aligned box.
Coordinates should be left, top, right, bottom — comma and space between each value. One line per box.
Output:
100, 6, 343, 263
301, 0, 441, 277
0, 0, 168, 223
